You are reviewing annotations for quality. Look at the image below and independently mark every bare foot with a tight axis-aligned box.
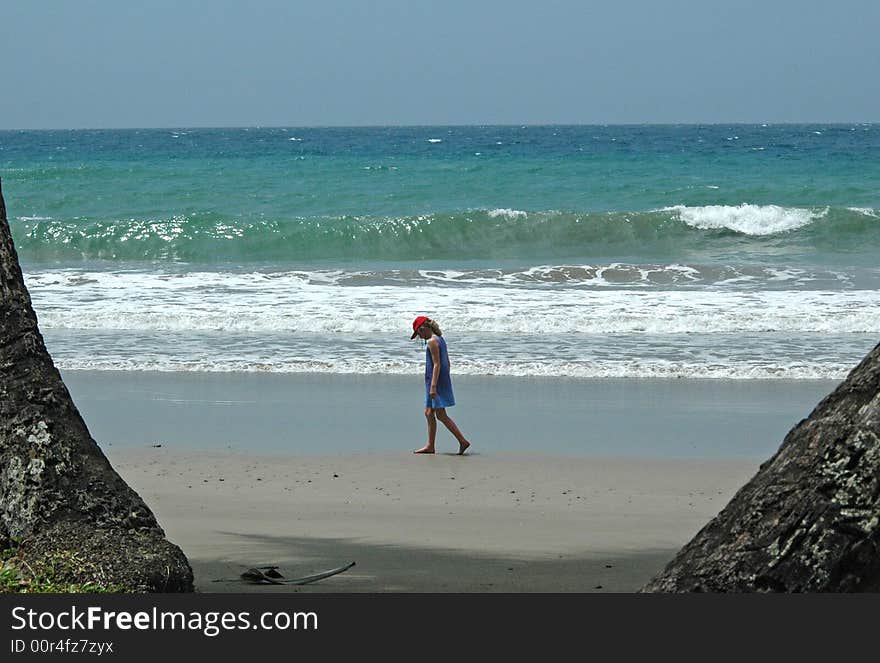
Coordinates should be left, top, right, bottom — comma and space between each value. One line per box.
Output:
413, 444, 435, 454
458, 440, 471, 455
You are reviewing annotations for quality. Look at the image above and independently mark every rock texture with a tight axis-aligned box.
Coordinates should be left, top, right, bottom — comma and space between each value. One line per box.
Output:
0, 178, 193, 591
642, 342, 880, 592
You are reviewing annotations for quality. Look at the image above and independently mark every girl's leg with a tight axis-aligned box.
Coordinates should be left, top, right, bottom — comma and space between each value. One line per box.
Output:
414, 407, 437, 454
435, 409, 471, 455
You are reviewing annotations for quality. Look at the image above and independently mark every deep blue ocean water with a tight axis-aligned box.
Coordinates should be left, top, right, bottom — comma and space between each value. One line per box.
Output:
2, 125, 878, 378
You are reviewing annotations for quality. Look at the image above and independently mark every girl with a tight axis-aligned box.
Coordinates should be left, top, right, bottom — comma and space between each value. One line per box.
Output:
410, 316, 471, 455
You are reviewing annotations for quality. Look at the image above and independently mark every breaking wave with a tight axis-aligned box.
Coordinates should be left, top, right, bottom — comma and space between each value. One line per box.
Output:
13, 206, 880, 264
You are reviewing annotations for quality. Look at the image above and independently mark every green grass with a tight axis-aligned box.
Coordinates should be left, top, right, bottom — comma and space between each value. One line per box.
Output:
1, 543, 130, 594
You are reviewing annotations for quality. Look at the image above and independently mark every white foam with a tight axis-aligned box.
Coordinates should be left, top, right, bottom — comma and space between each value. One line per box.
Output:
848, 207, 879, 218
487, 208, 528, 219
18, 216, 53, 222
30, 266, 873, 381
49, 356, 850, 380
25, 269, 880, 336
417, 269, 473, 283
427, 138, 443, 143
665, 204, 825, 235
410, 263, 847, 289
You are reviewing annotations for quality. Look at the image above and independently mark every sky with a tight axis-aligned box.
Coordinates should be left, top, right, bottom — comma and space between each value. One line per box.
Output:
2, 0, 878, 129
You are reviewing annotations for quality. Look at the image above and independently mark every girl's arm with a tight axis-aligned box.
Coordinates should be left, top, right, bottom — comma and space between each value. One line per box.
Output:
428, 338, 441, 395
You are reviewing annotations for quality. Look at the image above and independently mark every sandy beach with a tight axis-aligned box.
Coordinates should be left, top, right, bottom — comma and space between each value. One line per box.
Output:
106, 448, 758, 592
60, 370, 836, 592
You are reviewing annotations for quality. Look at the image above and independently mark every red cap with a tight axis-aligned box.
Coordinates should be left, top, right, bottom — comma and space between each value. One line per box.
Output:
410, 316, 430, 339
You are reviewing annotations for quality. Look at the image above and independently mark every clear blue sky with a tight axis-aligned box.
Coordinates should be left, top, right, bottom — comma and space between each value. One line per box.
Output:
2, 0, 878, 128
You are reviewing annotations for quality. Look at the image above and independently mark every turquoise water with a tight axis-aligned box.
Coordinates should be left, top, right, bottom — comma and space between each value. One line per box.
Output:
2, 125, 879, 378
5, 125, 880, 265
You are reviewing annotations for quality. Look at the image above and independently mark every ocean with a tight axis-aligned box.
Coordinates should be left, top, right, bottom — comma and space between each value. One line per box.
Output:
2, 125, 879, 380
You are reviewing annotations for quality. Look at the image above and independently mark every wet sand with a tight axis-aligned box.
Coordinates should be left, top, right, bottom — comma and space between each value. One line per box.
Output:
62, 370, 837, 458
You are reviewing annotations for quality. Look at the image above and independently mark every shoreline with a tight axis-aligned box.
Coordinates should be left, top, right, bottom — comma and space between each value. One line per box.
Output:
61, 370, 838, 459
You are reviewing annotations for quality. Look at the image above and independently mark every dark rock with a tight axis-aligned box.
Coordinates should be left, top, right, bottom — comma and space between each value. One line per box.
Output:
642, 342, 880, 592
0, 179, 193, 592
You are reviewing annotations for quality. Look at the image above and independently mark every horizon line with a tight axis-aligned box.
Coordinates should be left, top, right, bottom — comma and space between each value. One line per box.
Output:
1, 121, 877, 132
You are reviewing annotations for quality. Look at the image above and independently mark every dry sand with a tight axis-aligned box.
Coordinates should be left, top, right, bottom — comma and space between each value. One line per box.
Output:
106, 447, 758, 592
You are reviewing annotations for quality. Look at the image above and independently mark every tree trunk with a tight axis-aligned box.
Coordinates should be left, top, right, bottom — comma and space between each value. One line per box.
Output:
0, 178, 193, 591
642, 342, 880, 592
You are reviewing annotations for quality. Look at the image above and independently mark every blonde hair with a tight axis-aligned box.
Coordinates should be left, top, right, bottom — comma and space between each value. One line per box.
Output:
426, 318, 442, 336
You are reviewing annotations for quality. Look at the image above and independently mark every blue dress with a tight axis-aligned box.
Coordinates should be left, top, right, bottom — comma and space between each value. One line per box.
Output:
425, 335, 455, 408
